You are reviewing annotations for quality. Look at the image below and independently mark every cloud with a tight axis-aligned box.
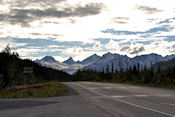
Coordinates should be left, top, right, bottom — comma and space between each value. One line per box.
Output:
61, 47, 90, 61
101, 25, 172, 35
119, 43, 145, 56
105, 40, 119, 50
1, 0, 175, 60
31, 33, 63, 37
5, 0, 66, 8
0, 3, 104, 27
63, 47, 83, 55
0, 38, 12, 49
170, 44, 175, 53
135, 5, 163, 14
129, 46, 145, 55
73, 3, 104, 16
111, 17, 129, 24
120, 46, 130, 52
0, 38, 27, 51
172, 45, 175, 49
93, 41, 101, 49
15, 48, 42, 56
53, 56, 67, 62
73, 47, 83, 53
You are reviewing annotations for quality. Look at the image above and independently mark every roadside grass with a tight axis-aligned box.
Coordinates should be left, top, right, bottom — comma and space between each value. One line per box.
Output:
0, 81, 68, 98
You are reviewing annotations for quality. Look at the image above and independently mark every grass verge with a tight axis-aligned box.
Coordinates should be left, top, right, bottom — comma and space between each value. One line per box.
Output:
0, 81, 68, 99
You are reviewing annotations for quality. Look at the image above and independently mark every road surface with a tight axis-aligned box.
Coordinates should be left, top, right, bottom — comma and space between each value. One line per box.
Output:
0, 82, 175, 117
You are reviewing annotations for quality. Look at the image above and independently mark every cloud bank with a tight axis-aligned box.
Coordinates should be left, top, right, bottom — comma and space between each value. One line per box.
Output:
0, 0, 175, 61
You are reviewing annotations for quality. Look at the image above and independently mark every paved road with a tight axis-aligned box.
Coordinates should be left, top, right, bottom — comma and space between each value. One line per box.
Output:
0, 82, 175, 117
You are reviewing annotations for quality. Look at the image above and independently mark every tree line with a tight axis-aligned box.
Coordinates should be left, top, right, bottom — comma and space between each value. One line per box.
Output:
0, 46, 70, 89
73, 62, 175, 88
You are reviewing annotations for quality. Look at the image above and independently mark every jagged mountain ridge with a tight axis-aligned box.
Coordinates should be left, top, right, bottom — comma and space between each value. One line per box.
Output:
82, 53, 173, 71
41, 56, 57, 62
34, 53, 175, 74
63, 57, 79, 65
81, 54, 101, 65
35, 56, 85, 74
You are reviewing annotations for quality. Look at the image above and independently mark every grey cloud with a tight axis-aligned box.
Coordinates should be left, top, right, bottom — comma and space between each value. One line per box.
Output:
113, 21, 128, 24
0, 12, 34, 27
173, 45, 175, 49
0, 3, 104, 27
113, 17, 129, 20
74, 3, 104, 17
5, 0, 66, 8
171, 44, 175, 52
31, 33, 63, 37
112, 17, 129, 24
135, 5, 163, 14
172, 44, 175, 48
120, 45, 145, 55
73, 48, 82, 53
120, 46, 130, 52
43, 21, 60, 24
93, 42, 100, 48
130, 46, 145, 55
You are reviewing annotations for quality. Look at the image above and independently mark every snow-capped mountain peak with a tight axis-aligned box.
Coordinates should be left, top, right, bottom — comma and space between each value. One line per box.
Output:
63, 57, 77, 65
41, 56, 57, 62
34, 56, 84, 74
34, 53, 175, 74
81, 54, 100, 65
164, 54, 175, 61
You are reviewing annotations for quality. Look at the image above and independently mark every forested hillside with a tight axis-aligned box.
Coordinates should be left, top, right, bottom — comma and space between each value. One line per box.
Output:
153, 58, 175, 71
73, 63, 175, 88
0, 46, 70, 89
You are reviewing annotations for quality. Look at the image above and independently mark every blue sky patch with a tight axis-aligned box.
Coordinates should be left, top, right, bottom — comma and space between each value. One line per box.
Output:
93, 38, 110, 45
136, 41, 151, 45
119, 41, 131, 46
164, 36, 175, 42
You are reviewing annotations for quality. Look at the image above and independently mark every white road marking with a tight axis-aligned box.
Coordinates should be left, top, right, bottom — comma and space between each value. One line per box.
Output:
111, 96, 126, 98
115, 87, 127, 89
111, 95, 148, 98
111, 86, 141, 89
91, 96, 107, 99
129, 87, 141, 89
75, 83, 175, 117
134, 95, 148, 97
156, 94, 172, 97
109, 94, 168, 98
102, 87, 111, 89
88, 87, 99, 90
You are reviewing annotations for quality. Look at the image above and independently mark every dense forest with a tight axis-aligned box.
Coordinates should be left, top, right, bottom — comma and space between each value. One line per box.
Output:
0, 46, 70, 89
73, 62, 175, 88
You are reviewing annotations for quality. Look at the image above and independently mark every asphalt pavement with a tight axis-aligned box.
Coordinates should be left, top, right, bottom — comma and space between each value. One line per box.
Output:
0, 82, 175, 117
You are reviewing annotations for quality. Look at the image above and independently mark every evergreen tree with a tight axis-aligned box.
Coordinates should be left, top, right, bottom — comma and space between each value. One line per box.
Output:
106, 64, 110, 74
137, 61, 140, 73
111, 62, 114, 73
0, 46, 71, 89
118, 58, 123, 71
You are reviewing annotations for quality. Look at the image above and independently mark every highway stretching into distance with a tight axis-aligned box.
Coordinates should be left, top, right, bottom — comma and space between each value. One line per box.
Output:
0, 82, 175, 117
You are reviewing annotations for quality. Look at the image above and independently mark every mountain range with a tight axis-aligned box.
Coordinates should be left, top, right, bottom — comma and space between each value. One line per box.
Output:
34, 53, 175, 74
153, 57, 175, 71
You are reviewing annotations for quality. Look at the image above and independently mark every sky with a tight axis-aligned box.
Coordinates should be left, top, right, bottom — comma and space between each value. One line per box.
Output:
0, 0, 175, 62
